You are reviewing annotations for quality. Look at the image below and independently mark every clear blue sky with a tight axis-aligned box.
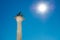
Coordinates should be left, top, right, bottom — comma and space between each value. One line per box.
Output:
0, 0, 60, 40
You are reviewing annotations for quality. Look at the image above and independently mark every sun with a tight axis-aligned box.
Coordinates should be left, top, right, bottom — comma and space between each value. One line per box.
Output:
36, 3, 49, 14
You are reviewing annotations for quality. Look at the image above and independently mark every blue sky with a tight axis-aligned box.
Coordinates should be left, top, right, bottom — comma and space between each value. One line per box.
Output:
0, 0, 60, 40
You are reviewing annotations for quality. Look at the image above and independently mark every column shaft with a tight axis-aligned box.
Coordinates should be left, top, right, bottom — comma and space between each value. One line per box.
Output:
17, 22, 22, 40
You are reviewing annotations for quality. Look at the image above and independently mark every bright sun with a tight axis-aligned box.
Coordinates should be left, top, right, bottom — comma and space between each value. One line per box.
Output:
36, 3, 48, 14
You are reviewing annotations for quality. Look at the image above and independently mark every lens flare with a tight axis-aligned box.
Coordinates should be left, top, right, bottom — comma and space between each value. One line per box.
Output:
30, 0, 55, 22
